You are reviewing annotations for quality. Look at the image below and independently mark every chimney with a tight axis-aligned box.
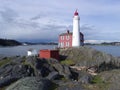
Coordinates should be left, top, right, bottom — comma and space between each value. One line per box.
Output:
67, 30, 69, 34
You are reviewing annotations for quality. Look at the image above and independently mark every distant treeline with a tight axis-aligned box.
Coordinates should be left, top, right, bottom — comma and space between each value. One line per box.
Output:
0, 38, 22, 46
85, 42, 120, 46
101, 42, 120, 45
25, 42, 58, 45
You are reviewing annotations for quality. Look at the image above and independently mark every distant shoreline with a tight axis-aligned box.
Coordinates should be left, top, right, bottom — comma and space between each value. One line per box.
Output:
0, 38, 58, 46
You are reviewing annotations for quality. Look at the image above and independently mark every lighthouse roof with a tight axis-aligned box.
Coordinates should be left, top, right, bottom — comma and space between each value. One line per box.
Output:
74, 10, 79, 16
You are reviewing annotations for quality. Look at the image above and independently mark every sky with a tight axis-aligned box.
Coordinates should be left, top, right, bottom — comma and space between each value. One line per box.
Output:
0, 0, 120, 43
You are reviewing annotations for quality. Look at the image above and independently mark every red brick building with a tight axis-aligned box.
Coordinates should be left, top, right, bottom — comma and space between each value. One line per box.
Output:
58, 30, 84, 48
39, 49, 59, 60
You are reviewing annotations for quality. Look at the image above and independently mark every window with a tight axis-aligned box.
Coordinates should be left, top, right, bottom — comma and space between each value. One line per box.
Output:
62, 36, 64, 40
62, 42, 64, 47
61, 36, 64, 40
61, 42, 64, 47
61, 36, 62, 40
66, 42, 69, 47
66, 35, 69, 40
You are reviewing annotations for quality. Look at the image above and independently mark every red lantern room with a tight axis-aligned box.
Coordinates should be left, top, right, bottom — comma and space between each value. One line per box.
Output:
74, 10, 79, 16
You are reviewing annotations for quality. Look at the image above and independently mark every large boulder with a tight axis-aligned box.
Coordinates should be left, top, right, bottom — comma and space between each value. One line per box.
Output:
46, 71, 59, 80
53, 63, 72, 79
6, 77, 57, 90
60, 47, 120, 68
78, 71, 92, 84
35, 58, 73, 80
0, 63, 34, 78
0, 76, 19, 88
35, 58, 56, 77
70, 68, 92, 83
11, 64, 35, 77
0, 62, 35, 87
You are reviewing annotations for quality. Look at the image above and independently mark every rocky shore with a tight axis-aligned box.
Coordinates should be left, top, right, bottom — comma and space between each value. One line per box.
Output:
0, 46, 120, 90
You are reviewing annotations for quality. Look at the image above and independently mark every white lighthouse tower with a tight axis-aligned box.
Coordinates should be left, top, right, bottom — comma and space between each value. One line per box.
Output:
72, 10, 80, 47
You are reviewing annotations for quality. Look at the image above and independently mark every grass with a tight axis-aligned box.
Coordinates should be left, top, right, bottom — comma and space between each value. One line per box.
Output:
21, 56, 26, 62
89, 75, 110, 90
91, 75, 103, 84
60, 59, 75, 65
0, 57, 11, 67
0, 87, 6, 90
0, 87, 5, 90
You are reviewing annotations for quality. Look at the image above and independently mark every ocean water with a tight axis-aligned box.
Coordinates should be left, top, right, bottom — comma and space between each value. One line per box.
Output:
0, 45, 120, 57
0, 45, 57, 57
90, 45, 120, 57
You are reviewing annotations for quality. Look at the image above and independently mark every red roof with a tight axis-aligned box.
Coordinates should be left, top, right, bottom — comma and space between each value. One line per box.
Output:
74, 10, 79, 16
59, 32, 72, 36
59, 32, 83, 36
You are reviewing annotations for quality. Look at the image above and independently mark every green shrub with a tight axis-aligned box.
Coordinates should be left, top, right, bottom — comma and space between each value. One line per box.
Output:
91, 75, 103, 84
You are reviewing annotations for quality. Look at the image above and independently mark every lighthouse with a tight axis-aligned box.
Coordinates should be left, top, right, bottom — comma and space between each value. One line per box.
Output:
58, 10, 84, 48
72, 10, 80, 47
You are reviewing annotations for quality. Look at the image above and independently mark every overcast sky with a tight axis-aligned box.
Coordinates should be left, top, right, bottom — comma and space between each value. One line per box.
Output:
0, 0, 120, 43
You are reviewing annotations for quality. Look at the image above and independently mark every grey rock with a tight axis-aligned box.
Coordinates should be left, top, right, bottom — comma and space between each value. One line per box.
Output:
0, 55, 6, 61
35, 59, 53, 77
60, 47, 120, 70
100, 69, 120, 90
0, 62, 35, 87
57, 86, 85, 90
70, 68, 92, 84
11, 56, 25, 64
53, 64, 72, 79
46, 71, 59, 80
0, 76, 19, 88
11, 64, 35, 77
55, 80, 85, 90
78, 71, 92, 84
6, 77, 57, 90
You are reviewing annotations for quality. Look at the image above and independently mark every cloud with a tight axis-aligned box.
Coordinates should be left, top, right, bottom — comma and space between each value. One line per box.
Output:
0, 7, 67, 42
84, 40, 111, 44
31, 14, 41, 20
80, 23, 120, 43
0, 0, 120, 42
0, 7, 18, 22
81, 24, 95, 31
